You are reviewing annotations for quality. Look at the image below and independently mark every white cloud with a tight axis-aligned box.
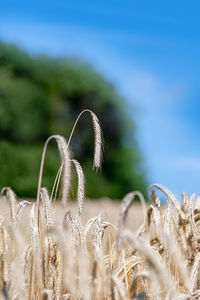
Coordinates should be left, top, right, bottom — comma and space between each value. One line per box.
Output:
128, 71, 188, 105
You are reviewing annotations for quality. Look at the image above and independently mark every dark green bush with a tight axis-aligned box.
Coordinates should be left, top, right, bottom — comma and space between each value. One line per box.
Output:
0, 41, 147, 199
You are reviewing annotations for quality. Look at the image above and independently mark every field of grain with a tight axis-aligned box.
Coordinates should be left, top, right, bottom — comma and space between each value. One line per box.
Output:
0, 110, 200, 299
1, 187, 200, 300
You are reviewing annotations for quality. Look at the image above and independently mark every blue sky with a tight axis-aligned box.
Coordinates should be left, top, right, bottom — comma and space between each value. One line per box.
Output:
1, 1, 200, 198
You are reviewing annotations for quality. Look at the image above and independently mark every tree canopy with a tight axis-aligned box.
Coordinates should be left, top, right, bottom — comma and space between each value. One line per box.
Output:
0, 41, 147, 199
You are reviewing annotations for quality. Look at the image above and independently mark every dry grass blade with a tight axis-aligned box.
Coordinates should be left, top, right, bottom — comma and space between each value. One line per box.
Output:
50, 163, 63, 205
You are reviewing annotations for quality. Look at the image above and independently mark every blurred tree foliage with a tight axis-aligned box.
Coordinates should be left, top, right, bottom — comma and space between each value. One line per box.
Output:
0, 41, 147, 199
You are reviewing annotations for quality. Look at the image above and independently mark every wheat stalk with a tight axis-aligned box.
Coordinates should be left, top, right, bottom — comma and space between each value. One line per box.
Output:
66, 109, 102, 170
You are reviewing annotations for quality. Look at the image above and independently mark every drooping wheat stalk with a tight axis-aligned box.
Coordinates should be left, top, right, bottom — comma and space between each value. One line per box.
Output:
36, 135, 71, 216
66, 109, 102, 170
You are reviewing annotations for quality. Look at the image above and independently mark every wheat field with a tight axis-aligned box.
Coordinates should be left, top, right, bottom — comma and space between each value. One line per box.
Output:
0, 110, 200, 299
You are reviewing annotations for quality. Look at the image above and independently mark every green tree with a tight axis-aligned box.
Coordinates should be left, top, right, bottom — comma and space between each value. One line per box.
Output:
0, 41, 147, 199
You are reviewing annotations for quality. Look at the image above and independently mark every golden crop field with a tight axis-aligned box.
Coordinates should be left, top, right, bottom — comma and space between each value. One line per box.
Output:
0, 111, 199, 299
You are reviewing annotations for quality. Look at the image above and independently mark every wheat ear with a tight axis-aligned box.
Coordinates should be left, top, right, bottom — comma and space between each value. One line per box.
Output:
148, 184, 185, 219
16, 200, 32, 219
118, 191, 146, 248
40, 188, 53, 228
64, 211, 83, 246
71, 159, 85, 216
67, 109, 102, 170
